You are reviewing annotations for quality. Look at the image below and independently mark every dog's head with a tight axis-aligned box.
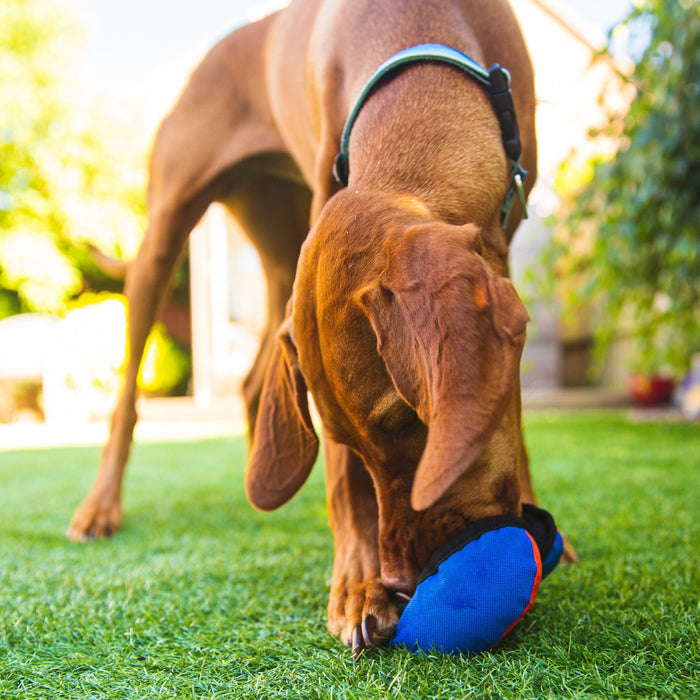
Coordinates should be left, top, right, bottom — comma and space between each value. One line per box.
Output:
245, 190, 530, 591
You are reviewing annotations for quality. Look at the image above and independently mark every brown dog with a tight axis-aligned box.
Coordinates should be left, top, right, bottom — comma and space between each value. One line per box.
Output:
69, 0, 570, 653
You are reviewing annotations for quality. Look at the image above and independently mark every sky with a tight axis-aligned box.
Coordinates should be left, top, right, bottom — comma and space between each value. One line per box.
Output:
65, 0, 282, 137
63, 0, 632, 140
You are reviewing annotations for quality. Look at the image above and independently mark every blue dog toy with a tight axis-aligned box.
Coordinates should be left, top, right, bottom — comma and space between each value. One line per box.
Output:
391, 504, 563, 655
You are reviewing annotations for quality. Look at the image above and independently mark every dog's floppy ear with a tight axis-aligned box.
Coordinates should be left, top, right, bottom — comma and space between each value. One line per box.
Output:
357, 224, 529, 511
409, 270, 529, 511
245, 317, 319, 511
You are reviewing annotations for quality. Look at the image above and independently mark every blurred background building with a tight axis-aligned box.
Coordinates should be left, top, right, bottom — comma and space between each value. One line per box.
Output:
9, 0, 686, 427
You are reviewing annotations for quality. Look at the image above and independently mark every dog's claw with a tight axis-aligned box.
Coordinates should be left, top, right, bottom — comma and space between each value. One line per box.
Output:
351, 625, 365, 658
331, 577, 401, 652
361, 614, 376, 648
394, 591, 412, 615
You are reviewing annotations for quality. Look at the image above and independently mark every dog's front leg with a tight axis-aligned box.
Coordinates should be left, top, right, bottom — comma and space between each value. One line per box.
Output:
324, 437, 400, 655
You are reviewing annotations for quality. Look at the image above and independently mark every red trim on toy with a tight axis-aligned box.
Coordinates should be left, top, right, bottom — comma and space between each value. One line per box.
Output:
490, 531, 543, 649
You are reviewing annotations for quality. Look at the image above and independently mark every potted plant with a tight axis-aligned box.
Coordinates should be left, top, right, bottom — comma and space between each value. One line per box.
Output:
543, 0, 700, 401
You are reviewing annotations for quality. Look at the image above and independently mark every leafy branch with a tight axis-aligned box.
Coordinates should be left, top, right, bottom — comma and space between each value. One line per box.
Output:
548, 0, 700, 376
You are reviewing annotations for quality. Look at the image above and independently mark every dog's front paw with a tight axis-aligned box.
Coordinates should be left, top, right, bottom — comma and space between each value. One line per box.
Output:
328, 577, 400, 656
67, 497, 122, 542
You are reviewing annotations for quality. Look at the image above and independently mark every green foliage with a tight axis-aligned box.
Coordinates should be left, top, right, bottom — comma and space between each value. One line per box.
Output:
138, 321, 191, 395
550, 0, 700, 375
1, 413, 699, 698
0, 0, 147, 318
66, 292, 191, 396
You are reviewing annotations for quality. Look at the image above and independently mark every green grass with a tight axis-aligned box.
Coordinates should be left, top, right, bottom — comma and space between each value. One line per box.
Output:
1, 412, 699, 699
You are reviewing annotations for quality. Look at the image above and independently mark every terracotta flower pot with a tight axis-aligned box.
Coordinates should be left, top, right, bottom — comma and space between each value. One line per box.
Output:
629, 373, 675, 407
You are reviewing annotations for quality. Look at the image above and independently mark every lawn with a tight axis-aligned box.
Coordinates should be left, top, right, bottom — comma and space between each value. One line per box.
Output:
1, 412, 698, 699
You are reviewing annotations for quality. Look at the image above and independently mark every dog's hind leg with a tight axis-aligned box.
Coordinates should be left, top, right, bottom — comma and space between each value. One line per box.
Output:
67, 201, 199, 541
516, 385, 578, 562
67, 15, 286, 540
223, 158, 312, 438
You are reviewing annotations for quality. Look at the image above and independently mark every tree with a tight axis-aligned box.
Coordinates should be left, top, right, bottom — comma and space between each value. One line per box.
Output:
0, 0, 147, 319
551, 0, 700, 376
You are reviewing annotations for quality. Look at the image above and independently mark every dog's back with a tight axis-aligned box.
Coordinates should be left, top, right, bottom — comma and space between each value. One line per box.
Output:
263, 0, 536, 239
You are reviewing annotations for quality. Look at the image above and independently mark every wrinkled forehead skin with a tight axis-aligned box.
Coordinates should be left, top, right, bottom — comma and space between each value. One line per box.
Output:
293, 189, 530, 520
294, 191, 422, 446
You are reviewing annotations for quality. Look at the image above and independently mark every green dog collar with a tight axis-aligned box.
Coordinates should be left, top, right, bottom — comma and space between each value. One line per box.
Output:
332, 43, 528, 227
